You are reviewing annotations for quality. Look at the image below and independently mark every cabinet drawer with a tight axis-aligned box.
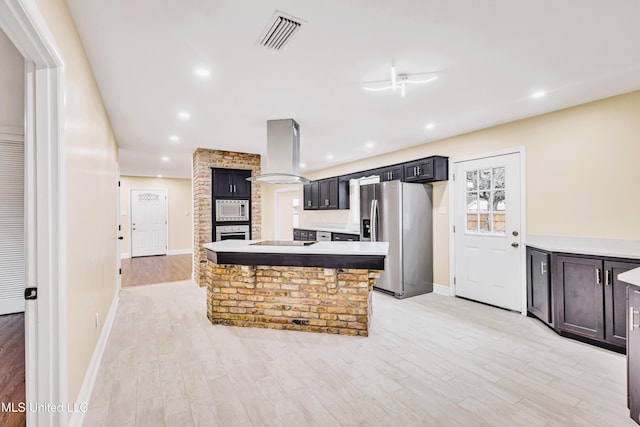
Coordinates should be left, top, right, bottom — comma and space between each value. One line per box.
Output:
293, 229, 301, 241
332, 232, 360, 242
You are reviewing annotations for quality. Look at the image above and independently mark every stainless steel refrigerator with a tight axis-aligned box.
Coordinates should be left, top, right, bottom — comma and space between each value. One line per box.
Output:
360, 181, 433, 298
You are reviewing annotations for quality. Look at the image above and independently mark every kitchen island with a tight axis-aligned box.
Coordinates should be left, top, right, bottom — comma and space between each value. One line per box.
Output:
203, 240, 388, 336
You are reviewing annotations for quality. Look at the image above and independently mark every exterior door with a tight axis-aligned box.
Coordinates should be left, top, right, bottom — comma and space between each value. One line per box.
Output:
130, 189, 167, 257
454, 152, 522, 311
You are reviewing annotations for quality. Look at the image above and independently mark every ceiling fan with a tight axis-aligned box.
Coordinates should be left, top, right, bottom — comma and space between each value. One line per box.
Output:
363, 63, 438, 97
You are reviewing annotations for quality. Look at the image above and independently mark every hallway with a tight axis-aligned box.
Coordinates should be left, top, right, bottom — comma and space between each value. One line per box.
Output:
121, 254, 192, 287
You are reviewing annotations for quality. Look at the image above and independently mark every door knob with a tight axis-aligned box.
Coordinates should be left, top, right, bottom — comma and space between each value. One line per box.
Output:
512, 231, 519, 236
511, 242, 519, 248
118, 236, 124, 240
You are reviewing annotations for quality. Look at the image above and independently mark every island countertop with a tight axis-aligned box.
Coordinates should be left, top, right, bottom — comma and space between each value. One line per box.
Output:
204, 240, 388, 256
204, 240, 388, 270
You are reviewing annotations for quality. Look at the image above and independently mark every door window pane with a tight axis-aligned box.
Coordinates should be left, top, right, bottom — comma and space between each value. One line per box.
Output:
465, 165, 507, 235
467, 192, 478, 212
467, 214, 478, 232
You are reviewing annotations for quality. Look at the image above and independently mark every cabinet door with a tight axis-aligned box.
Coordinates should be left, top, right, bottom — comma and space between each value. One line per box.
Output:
605, 260, 640, 347
527, 248, 552, 325
380, 165, 403, 182
403, 161, 420, 181
319, 178, 338, 209
303, 182, 319, 210
293, 229, 301, 241
555, 256, 604, 340
629, 286, 640, 423
232, 170, 252, 198
212, 169, 234, 197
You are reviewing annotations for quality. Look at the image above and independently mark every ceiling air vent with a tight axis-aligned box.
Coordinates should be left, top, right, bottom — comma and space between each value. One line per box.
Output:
257, 10, 304, 50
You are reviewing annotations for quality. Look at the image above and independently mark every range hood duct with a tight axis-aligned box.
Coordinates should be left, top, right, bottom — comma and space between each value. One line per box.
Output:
249, 119, 310, 184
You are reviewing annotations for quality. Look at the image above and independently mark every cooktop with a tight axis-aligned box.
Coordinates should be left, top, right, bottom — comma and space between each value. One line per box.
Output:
251, 240, 317, 247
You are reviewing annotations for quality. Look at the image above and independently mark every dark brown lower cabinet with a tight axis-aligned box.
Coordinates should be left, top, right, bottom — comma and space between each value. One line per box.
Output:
555, 255, 605, 341
527, 246, 640, 353
554, 255, 640, 350
526, 247, 552, 325
629, 285, 640, 424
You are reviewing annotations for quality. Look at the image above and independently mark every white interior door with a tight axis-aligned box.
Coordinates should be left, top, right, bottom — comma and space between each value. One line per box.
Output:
0, 135, 25, 315
454, 152, 522, 311
131, 189, 167, 257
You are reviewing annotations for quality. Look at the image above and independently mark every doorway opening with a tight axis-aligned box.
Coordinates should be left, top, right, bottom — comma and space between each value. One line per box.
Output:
274, 189, 300, 240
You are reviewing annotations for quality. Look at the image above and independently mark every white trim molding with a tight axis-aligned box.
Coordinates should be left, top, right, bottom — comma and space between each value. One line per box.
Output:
68, 293, 119, 427
168, 249, 193, 256
120, 252, 131, 259
432, 283, 452, 296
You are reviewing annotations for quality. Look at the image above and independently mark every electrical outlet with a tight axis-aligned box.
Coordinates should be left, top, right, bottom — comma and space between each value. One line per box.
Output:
95, 312, 99, 329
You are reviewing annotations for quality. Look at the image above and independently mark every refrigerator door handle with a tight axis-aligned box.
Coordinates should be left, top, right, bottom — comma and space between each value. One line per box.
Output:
371, 199, 378, 242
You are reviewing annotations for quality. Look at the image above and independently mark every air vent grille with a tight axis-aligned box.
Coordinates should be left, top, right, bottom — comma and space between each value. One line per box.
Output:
258, 11, 304, 50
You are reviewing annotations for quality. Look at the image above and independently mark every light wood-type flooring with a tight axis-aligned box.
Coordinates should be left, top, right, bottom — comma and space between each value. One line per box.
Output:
0, 313, 25, 427
84, 280, 636, 426
121, 254, 192, 287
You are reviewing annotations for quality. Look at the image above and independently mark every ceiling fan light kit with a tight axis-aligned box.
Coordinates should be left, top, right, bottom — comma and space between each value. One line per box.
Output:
363, 63, 438, 97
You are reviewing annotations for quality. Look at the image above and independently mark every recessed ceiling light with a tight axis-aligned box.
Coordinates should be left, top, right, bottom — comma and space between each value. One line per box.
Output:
327, 154, 334, 160
194, 67, 210, 78
425, 123, 436, 130
531, 90, 547, 99
161, 156, 170, 162
299, 163, 306, 168
168, 135, 180, 142
366, 142, 374, 148
178, 111, 191, 120
157, 174, 163, 178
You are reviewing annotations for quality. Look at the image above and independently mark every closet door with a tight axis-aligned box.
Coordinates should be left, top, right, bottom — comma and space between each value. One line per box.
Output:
0, 136, 25, 315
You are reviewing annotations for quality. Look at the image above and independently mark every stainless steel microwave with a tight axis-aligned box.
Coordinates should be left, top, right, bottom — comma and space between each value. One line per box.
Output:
215, 199, 249, 222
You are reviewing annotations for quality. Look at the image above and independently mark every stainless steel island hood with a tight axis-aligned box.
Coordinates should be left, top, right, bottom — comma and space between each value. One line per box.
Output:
248, 119, 310, 184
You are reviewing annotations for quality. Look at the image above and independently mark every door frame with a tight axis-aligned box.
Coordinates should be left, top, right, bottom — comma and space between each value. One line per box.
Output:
273, 187, 300, 240
0, 0, 66, 425
129, 188, 169, 257
448, 147, 527, 315
116, 164, 121, 290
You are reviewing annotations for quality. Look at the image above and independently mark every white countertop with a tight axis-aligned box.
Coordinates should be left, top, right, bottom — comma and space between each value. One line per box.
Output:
526, 235, 640, 260
619, 267, 640, 287
204, 240, 388, 256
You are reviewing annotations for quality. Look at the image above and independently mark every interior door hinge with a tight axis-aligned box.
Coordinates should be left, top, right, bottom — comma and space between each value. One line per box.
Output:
118, 224, 121, 231
118, 181, 120, 187
452, 173, 455, 181
24, 287, 38, 300
453, 277, 456, 285
453, 225, 456, 233
119, 268, 122, 275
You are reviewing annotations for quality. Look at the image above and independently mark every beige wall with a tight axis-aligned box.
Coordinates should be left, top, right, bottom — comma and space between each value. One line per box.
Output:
33, 0, 119, 406
263, 91, 640, 287
0, 28, 23, 128
120, 176, 193, 254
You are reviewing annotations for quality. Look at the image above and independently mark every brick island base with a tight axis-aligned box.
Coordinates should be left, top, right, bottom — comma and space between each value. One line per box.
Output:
206, 262, 382, 336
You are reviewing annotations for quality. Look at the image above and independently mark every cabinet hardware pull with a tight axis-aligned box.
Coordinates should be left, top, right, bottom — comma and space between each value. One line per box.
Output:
605, 269, 611, 286
540, 261, 546, 275
596, 268, 602, 284
417, 166, 421, 175
631, 306, 640, 332
229, 185, 232, 193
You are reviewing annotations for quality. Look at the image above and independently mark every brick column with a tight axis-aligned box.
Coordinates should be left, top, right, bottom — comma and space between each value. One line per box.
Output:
192, 149, 261, 286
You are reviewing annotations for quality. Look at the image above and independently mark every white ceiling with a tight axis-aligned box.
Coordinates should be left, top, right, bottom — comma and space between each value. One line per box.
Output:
66, 0, 640, 179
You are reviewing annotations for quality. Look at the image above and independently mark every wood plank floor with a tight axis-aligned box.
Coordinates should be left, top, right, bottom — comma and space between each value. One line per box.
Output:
0, 313, 25, 427
84, 281, 637, 426
121, 254, 192, 287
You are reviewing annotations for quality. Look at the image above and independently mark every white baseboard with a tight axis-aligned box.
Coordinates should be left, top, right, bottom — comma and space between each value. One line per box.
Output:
168, 249, 192, 256
433, 283, 452, 296
120, 253, 130, 259
68, 292, 119, 427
